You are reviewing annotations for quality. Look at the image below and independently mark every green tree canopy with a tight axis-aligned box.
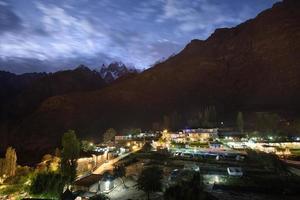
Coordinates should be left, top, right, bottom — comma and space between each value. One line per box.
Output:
103, 128, 117, 143
81, 140, 95, 152
30, 171, 64, 198
137, 166, 163, 200
61, 130, 80, 184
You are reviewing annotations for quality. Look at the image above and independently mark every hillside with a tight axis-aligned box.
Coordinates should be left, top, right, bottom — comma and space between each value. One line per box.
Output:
1, 0, 300, 164
0, 66, 107, 163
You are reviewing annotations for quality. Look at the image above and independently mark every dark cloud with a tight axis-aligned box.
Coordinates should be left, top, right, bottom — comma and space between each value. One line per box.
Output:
0, 4, 23, 33
0, 0, 279, 73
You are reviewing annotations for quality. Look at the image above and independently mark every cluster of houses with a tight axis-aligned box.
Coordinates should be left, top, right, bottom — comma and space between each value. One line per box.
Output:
70, 127, 300, 199
161, 128, 219, 143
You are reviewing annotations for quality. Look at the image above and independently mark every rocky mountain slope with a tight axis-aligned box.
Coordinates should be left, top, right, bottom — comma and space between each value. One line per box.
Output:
1, 0, 299, 163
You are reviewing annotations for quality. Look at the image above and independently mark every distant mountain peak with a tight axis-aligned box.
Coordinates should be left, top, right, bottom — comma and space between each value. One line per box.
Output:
99, 61, 139, 83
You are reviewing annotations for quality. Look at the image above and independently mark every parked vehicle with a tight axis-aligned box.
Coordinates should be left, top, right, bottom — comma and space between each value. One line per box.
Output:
227, 167, 243, 176
181, 153, 193, 158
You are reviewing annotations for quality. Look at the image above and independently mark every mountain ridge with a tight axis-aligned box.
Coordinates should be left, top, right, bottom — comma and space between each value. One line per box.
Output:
1, 0, 300, 164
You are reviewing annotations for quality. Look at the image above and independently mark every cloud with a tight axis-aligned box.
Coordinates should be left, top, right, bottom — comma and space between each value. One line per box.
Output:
158, 0, 248, 34
0, 0, 279, 73
0, 4, 23, 33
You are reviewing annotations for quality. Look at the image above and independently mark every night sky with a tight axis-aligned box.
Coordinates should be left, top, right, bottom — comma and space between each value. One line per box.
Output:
0, 0, 279, 73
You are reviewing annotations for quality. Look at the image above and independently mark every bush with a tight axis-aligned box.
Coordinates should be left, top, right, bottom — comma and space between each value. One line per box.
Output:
164, 172, 209, 200
30, 171, 64, 197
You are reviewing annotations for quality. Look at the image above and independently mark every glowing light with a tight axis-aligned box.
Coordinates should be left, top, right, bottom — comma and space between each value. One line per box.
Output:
105, 180, 111, 191
269, 136, 273, 140
214, 175, 220, 183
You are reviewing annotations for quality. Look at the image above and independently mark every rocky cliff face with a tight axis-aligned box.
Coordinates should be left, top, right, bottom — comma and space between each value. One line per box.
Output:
1, 0, 299, 164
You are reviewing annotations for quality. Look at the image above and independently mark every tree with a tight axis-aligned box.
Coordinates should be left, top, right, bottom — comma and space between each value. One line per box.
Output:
163, 115, 171, 130
4, 147, 17, 177
113, 165, 126, 178
0, 159, 5, 177
81, 140, 95, 152
142, 142, 152, 152
103, 128, 117, 143
113, 164, 126, 187
164, 172, 206, 200
122, 128, 141, 136
30, 171, 64, 198
236, 112, 244, 133
137, 166, 163, 200
54, 148, 61, 157
246, 150, 287, 174
170, 112, 182, 131
61, 130, 80, 184
196, 106, 217, 128
255, 112, 280, 134
39, 154, 60, 172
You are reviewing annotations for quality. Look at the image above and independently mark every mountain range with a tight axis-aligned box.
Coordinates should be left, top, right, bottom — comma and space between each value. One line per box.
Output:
99, 62, 139, 83
0, 0, 299, 164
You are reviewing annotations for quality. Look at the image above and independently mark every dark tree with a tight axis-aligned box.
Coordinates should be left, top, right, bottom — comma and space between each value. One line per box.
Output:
137, 166, 163, 200
61, 130, 80, 184
81, 140, 95, 152
103, 128, 117, 143
142, 142, 152, 152
170, 111, 182, 131
113, 164, 126, 187
163, 115, 171, 130
255, 112, 280, 134
113, 165, 126, 178
236, 112, 244, 133
30, 171, 64, 197
122, 128, 142, 136
164, 172, 206, 200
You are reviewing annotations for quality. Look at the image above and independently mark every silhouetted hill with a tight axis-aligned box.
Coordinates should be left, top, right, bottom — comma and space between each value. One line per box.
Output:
1, 0, 300, 164
0, 66, 107, 163
0, 71, 46, 118
1, 65, 107, 120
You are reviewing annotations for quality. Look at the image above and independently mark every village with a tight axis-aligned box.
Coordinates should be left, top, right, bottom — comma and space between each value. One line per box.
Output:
1, 126, 300, 199
68, 128, 300, 199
